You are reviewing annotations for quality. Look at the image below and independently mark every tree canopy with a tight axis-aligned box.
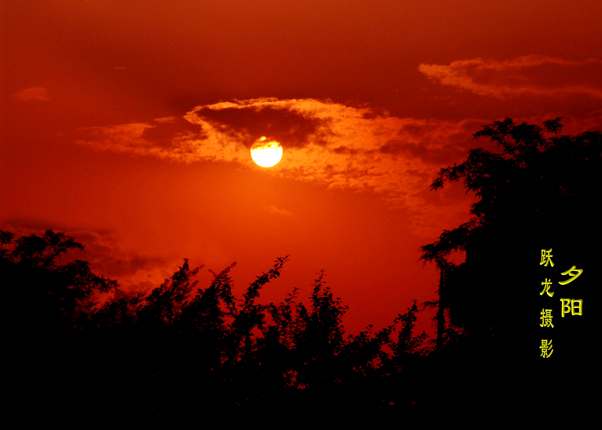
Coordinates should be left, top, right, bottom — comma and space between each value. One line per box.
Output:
417, 118, 599, 417
421, 117, 600, 347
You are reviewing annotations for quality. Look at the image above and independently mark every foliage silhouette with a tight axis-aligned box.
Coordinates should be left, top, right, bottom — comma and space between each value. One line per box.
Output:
2, 229, 429, 420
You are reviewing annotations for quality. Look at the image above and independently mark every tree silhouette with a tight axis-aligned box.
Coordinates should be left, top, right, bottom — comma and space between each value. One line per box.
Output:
1, 230, 120, 420
2, 229, 431, 420
2, 229, 116, 333
422, 118, 601, 341
419, 118, 600, 416
419, 243, 458, 350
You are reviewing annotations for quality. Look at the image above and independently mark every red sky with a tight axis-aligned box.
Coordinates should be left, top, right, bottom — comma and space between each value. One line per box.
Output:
2, 0, 602, 336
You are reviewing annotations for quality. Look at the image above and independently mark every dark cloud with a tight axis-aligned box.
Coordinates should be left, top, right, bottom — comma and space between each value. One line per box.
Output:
142, 117, 201, 150
193, 104, 330, 149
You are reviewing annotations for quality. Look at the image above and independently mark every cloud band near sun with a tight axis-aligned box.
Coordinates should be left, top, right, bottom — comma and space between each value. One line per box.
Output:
76, 98, 483, 231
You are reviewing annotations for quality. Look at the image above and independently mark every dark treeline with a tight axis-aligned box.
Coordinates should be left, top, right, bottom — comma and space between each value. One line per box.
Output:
3, 119, 599, 421
2, 231, 430, 421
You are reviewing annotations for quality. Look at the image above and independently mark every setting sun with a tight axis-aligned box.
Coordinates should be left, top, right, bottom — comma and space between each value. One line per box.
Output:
250, 137, 283, 167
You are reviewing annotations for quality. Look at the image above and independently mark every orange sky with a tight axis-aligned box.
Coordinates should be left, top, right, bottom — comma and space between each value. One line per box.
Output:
2, 0, 602, 335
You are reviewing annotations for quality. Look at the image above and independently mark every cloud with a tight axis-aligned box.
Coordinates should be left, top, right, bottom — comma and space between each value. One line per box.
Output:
419, 55, 602, 99
12, 87, 49, 101
265, 205, 294, 217
153, 116, 177, 123
187, 98, 331, 149
76, 118, 200, 158
75, 98, 490, 234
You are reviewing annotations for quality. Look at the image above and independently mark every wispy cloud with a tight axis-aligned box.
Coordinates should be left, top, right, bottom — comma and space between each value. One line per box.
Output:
153, 116, 177, 123
419, 55, 602, 99
12, 87, 49, 101
265, 205, 294, 217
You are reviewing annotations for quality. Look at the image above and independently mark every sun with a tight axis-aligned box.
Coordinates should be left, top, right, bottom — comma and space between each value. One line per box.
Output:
250, 137, 283, 168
